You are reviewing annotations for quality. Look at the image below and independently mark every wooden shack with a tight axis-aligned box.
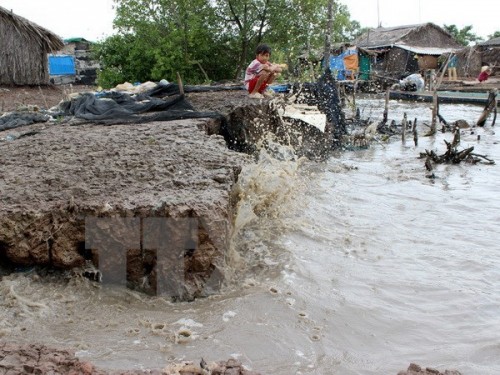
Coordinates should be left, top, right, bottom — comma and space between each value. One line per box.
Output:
353, 23, 462, 79
451, 37, 500, 79
53, 38, 100, 85
476, 37, 500, 75
0, 6, 64, 85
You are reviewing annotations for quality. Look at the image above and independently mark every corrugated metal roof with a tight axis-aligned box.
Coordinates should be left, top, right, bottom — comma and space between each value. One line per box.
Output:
395, 44, 458, 55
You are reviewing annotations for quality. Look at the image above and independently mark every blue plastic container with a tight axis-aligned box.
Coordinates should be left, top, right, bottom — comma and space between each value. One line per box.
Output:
269, 84, 289, 93
48, 55, 76, 75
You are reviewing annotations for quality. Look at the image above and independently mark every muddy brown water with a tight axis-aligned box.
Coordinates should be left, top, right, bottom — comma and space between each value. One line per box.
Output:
1, 97, 499, 374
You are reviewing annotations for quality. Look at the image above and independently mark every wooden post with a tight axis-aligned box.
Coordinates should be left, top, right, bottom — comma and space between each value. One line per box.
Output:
430, 91, 438, 134
435, 54, 451, 91
323, 0, 333, 71
352, 80, 357, 108
492, 97, 497, 127
176, 72, 184, 96
402, 112, 407, 143
413, 118, 418, 146
382, 88, 390, 124
476, 89, 498, 127
338, 82, 345, 107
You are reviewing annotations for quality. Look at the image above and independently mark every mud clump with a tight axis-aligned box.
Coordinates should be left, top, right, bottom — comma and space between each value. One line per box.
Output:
397, 363, 462, 375
0, 342, 261, 374
0, 342, 101, 374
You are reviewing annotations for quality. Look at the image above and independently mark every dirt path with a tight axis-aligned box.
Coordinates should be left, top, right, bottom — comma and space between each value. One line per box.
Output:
0, 84, 96, 112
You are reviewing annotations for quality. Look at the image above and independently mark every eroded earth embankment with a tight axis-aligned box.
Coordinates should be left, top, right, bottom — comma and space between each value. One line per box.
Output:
0, 118, 249, 301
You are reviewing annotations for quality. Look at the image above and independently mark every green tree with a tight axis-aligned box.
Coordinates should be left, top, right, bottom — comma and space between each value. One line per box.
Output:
264, 0, 360, 76
443, 24, 483, 46
94, 0, 221, 87
487, 31, 500, 40
94, 0, 360, 87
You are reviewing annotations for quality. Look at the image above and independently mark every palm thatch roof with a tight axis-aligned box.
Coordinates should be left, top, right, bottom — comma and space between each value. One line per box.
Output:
0, 6, 63, 51
479, 37, 500, 47
354, 22, 461, 53
0, 6, 64, 85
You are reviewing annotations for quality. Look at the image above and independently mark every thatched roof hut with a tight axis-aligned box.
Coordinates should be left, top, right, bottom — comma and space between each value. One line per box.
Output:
0, 6, 64, 85
353, 23, 461, 79
453, 37, 500, 78
480, 37, 500, 47
478, 37, 500, 73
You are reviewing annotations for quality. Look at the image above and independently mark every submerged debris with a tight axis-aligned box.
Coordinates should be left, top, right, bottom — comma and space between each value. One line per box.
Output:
420, 129, 495, 170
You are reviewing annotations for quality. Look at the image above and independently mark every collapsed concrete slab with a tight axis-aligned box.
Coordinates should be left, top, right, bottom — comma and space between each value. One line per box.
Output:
0, 119, 249, 300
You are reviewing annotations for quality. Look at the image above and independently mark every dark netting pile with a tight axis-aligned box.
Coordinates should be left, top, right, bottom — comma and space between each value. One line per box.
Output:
141, 83, 244, 98
0, 112, 51, 132
0, 83, 245, 131
55, 83, 245, 125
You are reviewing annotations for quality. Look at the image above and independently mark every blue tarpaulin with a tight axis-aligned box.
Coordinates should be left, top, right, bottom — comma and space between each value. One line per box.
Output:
48, 55, 76, 75
329, 55, 346, 80
330, 49, 359, 80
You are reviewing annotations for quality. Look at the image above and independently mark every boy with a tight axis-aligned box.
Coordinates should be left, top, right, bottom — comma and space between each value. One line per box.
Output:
245, 44, 283, 99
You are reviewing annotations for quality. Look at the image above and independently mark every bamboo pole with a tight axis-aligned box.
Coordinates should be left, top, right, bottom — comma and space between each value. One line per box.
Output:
435, 55, 451, 91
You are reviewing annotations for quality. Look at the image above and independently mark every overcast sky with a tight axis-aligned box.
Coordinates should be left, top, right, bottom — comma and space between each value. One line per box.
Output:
1, 0, 498, 42
0, 0, 116, 41
340, 0, 499, 40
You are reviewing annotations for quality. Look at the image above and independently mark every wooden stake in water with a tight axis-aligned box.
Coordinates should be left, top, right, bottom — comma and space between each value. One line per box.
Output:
383, 88, 389, 124
431, 91, 438, 134
402, 112, 407, 143
413, 118, 418, 146
476, 89, 498, 127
